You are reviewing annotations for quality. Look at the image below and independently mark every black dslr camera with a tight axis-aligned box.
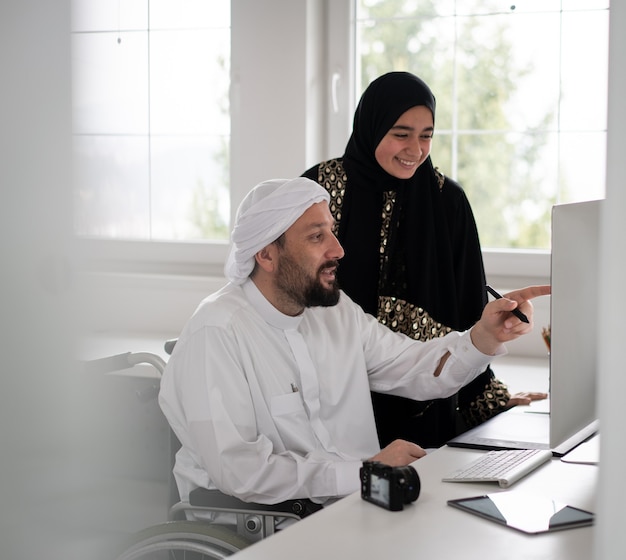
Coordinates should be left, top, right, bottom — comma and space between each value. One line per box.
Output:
360, 461, 421, 511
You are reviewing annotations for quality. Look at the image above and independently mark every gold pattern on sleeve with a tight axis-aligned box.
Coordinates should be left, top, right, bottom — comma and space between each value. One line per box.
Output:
460, 378, 510, 427
377, 296, 452, 340
379, 191, 395, 271
316, 159, 346, 234
434, 167, 445, 190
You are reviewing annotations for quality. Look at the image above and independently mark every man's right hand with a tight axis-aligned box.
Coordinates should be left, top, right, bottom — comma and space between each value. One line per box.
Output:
471, 284, 551, 356
368, 439, 427, 466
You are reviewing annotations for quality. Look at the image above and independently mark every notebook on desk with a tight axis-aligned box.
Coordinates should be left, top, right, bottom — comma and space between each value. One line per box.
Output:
448, 200, 603, 456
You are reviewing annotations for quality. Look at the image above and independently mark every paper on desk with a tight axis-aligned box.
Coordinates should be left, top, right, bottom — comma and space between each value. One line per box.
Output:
560, 434, 600, 465
524, 398, 550, 414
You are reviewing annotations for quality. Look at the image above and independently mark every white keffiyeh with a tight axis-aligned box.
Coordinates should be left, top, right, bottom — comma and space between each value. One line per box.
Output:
224, 178, 330, 284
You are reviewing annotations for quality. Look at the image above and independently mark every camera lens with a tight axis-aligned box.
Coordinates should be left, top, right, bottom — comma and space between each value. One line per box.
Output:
395, 465, 421, 504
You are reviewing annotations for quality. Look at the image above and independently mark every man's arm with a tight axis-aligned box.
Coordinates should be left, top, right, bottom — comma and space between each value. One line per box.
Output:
362, 285, 550, 397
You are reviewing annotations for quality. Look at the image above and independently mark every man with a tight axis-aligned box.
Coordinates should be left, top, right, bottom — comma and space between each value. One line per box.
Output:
159, 177, 549, 507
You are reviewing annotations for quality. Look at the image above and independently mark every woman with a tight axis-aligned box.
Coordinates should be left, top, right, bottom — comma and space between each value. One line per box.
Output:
302, 71, 545, 448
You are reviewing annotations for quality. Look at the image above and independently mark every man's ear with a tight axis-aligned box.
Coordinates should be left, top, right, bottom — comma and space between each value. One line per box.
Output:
254, 244, 277, 273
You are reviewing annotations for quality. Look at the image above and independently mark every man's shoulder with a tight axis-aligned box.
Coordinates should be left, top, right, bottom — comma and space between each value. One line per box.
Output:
165, 284, 257, 367
188, 283, 250, 329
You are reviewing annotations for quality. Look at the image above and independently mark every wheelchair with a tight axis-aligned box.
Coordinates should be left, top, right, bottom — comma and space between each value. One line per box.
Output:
82, 341, 321, 560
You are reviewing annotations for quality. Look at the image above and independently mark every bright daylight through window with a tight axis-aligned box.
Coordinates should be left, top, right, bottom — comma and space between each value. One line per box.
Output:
72, 0, 609, 252
356, 0, 609, 249
72, 0, 231, 242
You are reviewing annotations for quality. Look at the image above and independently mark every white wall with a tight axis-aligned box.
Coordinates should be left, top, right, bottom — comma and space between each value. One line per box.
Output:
230, 0, 324, 215
594, 1, 626, 557
230, 0, 354, 208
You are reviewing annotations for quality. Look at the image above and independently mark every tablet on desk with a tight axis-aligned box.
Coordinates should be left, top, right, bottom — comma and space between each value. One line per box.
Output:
447, 491, 594, 534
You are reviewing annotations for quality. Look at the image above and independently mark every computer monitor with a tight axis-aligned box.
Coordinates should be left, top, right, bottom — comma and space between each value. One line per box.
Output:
447, 199, 602, 454
549, 198, 602, 449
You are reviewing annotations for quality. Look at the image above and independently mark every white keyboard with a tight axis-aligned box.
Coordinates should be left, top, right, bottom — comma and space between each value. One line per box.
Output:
442, 449, 553, 488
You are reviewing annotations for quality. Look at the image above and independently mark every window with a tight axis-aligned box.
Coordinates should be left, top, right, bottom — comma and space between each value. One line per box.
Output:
71, 0, 609, 280
72, 0, 230, 242
355, 0, 609, 249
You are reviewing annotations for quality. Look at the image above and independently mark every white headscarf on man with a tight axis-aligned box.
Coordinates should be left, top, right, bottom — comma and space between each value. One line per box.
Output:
224, 177, 330, 284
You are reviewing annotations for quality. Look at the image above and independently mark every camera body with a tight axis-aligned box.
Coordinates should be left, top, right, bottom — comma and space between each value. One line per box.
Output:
360, 461, 421, 511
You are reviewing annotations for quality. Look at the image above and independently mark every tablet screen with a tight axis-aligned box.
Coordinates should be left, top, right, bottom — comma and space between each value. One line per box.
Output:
447, 492, 594, 534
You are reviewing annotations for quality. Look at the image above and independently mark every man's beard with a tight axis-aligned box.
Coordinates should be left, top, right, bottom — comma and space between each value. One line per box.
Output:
275, 253, 340, 308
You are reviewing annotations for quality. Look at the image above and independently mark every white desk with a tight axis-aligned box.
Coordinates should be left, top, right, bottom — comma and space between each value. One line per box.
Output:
79, 341, 580, 557
232, 445, 597, 559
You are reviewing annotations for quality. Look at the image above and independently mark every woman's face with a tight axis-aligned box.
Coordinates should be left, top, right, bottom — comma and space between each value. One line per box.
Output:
374, 105, 434, 179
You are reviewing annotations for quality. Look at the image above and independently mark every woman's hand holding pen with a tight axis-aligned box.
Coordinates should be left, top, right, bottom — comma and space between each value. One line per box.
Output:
470, 285, 552, 356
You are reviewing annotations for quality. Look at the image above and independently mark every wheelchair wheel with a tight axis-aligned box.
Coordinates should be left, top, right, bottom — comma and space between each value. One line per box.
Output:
114, 520, 252, 560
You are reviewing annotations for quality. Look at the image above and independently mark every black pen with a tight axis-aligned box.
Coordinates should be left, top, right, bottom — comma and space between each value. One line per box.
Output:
485, 285, 529, 323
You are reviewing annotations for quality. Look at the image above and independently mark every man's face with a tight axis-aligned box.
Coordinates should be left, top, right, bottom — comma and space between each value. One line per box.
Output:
274, 201, 344, 309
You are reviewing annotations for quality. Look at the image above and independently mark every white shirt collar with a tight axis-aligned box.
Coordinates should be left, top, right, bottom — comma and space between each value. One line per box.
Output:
242, 278, 303, 331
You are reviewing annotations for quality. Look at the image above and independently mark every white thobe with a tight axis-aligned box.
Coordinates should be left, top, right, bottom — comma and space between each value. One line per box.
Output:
158, 279, 503, 505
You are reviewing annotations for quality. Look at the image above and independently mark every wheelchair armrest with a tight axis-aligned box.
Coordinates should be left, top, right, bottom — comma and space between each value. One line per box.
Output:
188, 487, 323, 519
164, 338, 178, 355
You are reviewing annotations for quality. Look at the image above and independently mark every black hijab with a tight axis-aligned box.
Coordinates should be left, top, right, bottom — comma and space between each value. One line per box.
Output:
336, 71, 485, 331
343, 71, 436, 192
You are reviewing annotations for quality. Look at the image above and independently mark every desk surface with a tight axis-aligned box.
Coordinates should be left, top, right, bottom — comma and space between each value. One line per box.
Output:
233, 445, 597, 560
